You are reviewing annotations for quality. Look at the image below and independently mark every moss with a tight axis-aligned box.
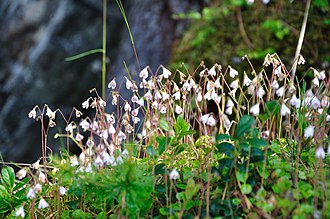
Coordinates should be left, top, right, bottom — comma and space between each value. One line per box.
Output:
170, 0, 330, 76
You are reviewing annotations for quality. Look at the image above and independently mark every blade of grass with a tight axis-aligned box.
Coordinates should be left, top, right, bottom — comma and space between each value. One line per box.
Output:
65, 49, 103, 61
116, 0, 140, 71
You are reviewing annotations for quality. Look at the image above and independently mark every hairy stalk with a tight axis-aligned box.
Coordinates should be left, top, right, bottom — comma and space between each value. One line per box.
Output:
291, 0, 311, 79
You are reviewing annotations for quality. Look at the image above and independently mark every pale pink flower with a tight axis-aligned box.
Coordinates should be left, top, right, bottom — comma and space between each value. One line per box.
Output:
250, 103, 260, 116
173, 91, 181, 100
59, 186, 67, 195
160, 105, 167, 114
38, 198, 49, 209
162, 66, 172, 79
139, 67, 148, 79
276, 86, 284, 97
304, 125, 314, 138
169, 169, 180, 180
34, 184, 42, 193
125, 77, 133, 90
280, 103, 290, 116
132, 116, 140, 124
16, 168, 27, 179
229, 66, 238, 78
208, 66, 217, 77
175, 105, 183, 114
144, 91, 153, 100
15, 206, 25, 218
26, 188, 36, 199
82, 99, 90, 109
108, 78, 116, 89
38, 172, 46, 184
257, 87, 266, 98
225, 107, 233, 115
315, 147, 325, 159
46, 107, 56, 120
131, 94, 139, 103
230, 79, 239, 89
272, 80, 280, 89
124, 102, 131, 112
243, 73, 252, 86
312, 77, 319, 87
28, 107, 37, 119
290, 94, 301, 108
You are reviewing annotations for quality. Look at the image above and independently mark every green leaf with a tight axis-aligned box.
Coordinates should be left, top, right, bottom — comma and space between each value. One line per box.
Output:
156, 136, 169, 156
185, 178, 200, 201
175, 144, 188, 155
250, 147, 265, 163
13, 178, 29, 191
159, 118, 170, 132
1, 166, 15, 190
216, 142, 234, 157
146, 146, 157, 157
0, 185, 8, 198
174, 115, 191, 136
236, 169, 247, 183
248, 138, 268, 148
154, 164, 165, 175
235, 115, 256, 138
216, 134, 231, 141
241, 184, 252, 194
264, 100, 281, 116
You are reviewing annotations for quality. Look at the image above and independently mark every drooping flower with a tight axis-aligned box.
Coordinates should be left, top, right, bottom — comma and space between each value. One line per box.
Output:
108, 78, 116, 89
137, 97, 144, 107
139, 67, 148, 79
46, 107, 56, 120
290, 94, 301, 108
94, 156, 104, 168
26, 188, 36, 199
169, 169, 180, 180
162, 66, 172, 79
280, 103, 290, 116
243, 73, 252, 86
144, 91, 153, 100
257, 87, 266, 98
229, 66, 238, 78
38, 172, 46, 184
230, 79, 239, 89
315, 147, 325, 159
15, 206, 25, 218
38, 198, 49, 209
271, 80, 279, 89
262, 0, 270, 5
16, 168, 27, 179
196, 92, 203, 102
225, 107, 233, 115
208, 66, 217, 77
125, 77, 133, 90
124, 102, 131, 112
182, 80, 192, 91
312, 77, 319, 87
75, 133, 84, 141
28, 107, 37, 119
59, 186, 67, 195
200, 113, 216, 126
226, 99, 234, 108
250, 103, 260, 116
173, 91, 181, 100
276, 86, 284, 97
34, 183, 42, 193
70, 156, 79, 166
160, 105, 167, 114
304, 125, 314, 138
175, 105, 183, 114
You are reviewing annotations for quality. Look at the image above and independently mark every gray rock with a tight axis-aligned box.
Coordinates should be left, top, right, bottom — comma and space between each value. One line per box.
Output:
0, 0, 200, 162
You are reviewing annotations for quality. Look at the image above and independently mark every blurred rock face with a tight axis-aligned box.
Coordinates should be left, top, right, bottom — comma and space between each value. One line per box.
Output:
0, 0, 199, 162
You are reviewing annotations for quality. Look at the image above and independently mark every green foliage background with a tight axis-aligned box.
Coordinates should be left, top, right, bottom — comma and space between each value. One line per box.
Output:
171, 0, 330, 75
